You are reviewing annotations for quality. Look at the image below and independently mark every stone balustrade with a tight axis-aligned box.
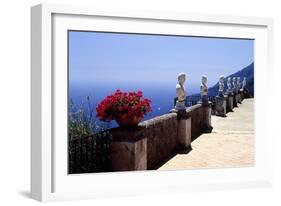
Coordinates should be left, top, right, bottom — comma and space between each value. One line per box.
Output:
110, 90, 249, 172
214, 89, 249, 116
110, 103, 212, 171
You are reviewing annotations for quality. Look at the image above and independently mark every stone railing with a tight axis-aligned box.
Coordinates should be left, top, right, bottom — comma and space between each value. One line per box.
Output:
214, 88, 249, 116
109, 89, 250, 171
110, 103, 212, 171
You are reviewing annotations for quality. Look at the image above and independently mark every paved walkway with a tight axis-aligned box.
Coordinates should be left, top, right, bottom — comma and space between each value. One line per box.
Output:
158, 98, 255, 170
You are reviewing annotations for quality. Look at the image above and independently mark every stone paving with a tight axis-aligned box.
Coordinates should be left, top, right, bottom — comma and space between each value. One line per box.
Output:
158, 98, 255, 170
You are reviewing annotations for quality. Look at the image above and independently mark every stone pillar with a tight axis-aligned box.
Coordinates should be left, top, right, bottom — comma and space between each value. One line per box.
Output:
223, 95, 228, 113
176, 110, 191, 150
240, 89, 244, 101
227, 93, 234, 112
236, 92, 241, 104
242, 88, 250, 99
215, 96, 227, 117
177, 117, 191, 149
201, 102, 213, 132
111, 131, 147, 171
233, 93, 238, 107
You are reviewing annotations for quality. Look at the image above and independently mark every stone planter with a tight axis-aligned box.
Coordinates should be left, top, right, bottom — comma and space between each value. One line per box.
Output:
115, 114, 142, 127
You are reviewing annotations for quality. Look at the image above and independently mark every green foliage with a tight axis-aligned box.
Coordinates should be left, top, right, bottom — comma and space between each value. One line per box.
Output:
68, 96, 109, 140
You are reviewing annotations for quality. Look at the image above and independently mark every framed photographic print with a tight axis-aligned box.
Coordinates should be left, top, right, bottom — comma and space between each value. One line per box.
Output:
31, 3, 274, 201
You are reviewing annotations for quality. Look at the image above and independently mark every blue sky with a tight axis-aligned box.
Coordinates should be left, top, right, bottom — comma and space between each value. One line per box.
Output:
69, 31, 254, 88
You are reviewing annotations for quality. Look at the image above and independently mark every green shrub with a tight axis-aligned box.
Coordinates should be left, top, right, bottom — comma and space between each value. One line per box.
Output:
68, 96, 109, 140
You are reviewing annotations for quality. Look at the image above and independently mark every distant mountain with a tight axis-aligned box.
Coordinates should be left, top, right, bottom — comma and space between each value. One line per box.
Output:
188, 63, 254, 100
208, 62, 254, 97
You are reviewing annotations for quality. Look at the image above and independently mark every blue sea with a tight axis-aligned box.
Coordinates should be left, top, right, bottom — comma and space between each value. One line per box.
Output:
69, 82, 199, 129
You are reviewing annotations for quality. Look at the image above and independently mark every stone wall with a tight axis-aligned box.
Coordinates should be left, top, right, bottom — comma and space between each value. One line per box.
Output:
139, 113, 178, 169
110, 104, 212, 171
187, 104, 203, 140
213, 92, 247, 116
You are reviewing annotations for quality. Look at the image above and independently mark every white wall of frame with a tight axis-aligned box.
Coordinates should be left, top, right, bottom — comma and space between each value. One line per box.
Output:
0, 0, 281, 205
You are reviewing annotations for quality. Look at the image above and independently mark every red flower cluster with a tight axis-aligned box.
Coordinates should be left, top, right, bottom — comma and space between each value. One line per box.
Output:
96, 90, 152, 122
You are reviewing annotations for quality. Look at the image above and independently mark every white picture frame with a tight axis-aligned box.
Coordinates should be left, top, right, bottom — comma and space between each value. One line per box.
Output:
31, 3, 274, 202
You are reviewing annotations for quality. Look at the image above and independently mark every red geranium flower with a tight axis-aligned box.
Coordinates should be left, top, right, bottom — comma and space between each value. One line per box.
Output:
96, 90, 152, 122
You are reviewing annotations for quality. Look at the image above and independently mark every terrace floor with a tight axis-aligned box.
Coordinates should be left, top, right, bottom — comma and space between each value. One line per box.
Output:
158, 98, 255, 170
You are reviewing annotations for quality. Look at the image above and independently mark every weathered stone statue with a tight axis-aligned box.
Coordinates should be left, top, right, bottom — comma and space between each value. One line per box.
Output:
237, 77, 242, 103
175, 72, 186, 111
199, 75, 213, 132
227, 77, 232, 93
237, 77, 241, 90
218, 75, 224, 97
242, 77, 247, 89
226, 77, 234, 112
240, 77, 249, 100
215, 75, 226, 117
200, 75, 208, 104
232, 77, 237, 93
232, 77, 238, 107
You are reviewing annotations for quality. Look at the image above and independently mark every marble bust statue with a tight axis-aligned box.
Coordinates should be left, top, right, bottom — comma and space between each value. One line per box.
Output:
227, 77, 232, 93
200, 75, 208, 104
232, 77, 237, 93
237, 77, 241, 90
175, 72, 186, 110
242, 77, 247, 89
215, 75, 226, 117
218, 75, 225, 97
